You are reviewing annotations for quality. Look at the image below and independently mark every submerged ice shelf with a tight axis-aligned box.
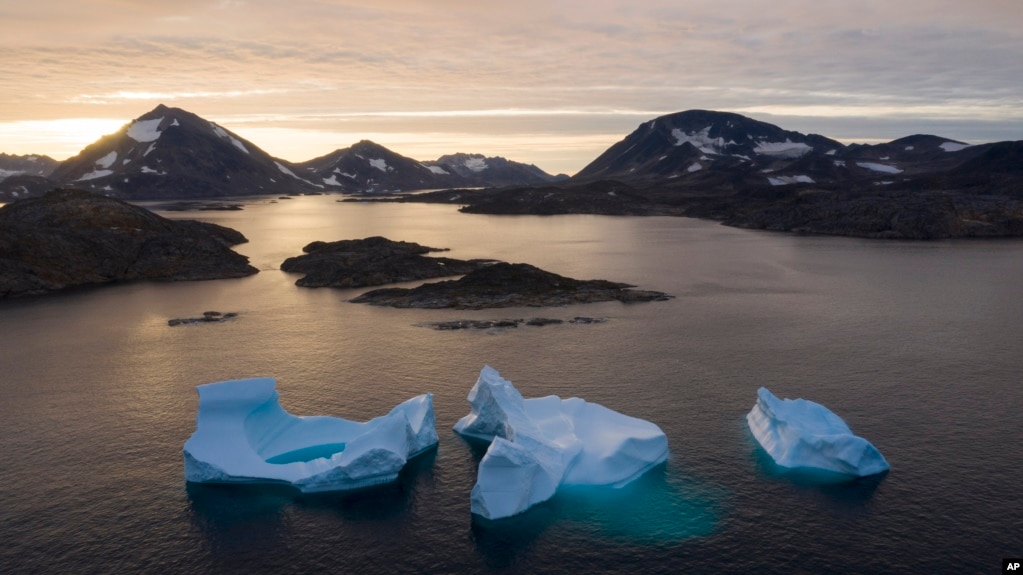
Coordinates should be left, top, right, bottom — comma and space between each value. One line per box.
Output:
454, 365, 669, 520
183, 378, 438, 492
747, 387, 889, 477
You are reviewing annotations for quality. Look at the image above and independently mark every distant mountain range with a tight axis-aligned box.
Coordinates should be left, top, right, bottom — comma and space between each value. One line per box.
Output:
0, 105, 567, 201
572, 109, 992, 187
383, 109, 1023, 239
3, 106, 1022, 238
0, 153, 58, 179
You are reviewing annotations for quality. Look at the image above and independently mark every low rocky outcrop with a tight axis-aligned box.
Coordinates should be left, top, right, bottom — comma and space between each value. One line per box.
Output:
153, 201, 244, 211
350, 262, 672, 309
168, 311, 239, 326
420, 316, 606, 330
0, 189, 258, 299
280, 236, 494, 288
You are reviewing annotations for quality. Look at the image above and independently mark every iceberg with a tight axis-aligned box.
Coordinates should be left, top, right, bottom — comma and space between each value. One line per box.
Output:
747, 387, 889, 477
183, 378, 438, 492
454, 365, 669, 520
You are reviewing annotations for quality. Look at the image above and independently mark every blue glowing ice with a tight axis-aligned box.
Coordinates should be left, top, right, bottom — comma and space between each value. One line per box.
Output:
747, 387, 889, 477
455, 365, 669, 520
183, 377, 437, 492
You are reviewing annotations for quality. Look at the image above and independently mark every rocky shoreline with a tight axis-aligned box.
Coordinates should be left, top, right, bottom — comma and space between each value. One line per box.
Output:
280, 236, 495, 288
0, 189, 258, 299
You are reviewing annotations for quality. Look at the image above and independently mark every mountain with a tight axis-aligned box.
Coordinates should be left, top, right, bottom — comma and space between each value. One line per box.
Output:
0, 153, 58, 180
426, 153, 569, 187
0, 175, 57, 202
293, 144, 567, 192
4, 106, 567, 200
47, 105, 320, 200
574, 109, 844, 183
570, 110, 999, 191
385, 110, 1023, 239
0, 154, 60, 202
293, 140, 467, 193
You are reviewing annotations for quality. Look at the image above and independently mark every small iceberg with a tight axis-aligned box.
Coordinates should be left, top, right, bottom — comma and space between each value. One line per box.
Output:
454, 365, 669, 520
747, 387, 889, 477
183, 378, 438, 492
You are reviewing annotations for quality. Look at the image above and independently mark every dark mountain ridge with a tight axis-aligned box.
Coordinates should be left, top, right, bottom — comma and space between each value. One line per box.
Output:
47, 105, 320, 200
294, 140, 465, 193
427, 153, 569, 187
574, 109, 845, 182
6, 105, 564, 201
377, 110, 1023, 239
0, 153, 58, 179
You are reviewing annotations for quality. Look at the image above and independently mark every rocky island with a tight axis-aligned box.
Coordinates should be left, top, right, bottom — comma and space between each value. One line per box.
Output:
350, 262, 672, 309
280, 236, 494, 288
0, 189, 258, 299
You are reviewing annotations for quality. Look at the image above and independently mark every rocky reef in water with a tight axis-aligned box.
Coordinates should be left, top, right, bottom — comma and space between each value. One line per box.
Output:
0, 189, 257, 299
420, 316, 606, 330
350, 262, 672, 309
280, 236, 495, 288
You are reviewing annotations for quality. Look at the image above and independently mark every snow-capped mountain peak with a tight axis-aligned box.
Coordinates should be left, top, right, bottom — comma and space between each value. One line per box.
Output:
45, 104, 319, 199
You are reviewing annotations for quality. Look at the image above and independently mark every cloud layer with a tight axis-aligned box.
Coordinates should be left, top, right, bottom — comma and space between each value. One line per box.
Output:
2, 0, 1022, 173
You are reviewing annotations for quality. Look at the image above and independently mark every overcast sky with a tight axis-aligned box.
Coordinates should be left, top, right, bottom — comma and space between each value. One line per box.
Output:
2, 0, 1021, 174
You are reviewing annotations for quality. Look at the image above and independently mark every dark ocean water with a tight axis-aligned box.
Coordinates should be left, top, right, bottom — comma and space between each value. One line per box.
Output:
1, 196, 1021, 574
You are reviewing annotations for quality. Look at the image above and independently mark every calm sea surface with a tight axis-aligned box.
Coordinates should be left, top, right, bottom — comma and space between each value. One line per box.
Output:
1, 195, 1021, 574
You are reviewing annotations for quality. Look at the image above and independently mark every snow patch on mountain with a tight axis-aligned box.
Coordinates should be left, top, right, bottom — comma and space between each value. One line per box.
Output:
768, 175, 815, 186
857, 162, 903, 174
96, 151, 118, 169
754, 140, 812, 158
323, 175, 342, 186
275, 162, 299, 178
369, 158, 389, 172
276, 161, 323, 188
76, 169, 113, 182
127, 118, 163, 143
463, 157, 488, 172
210, 123, 249, 154
941, 141, 971, 152
672, 127, 725, 155
427, 165, 449, 175
687, 162, 703, 173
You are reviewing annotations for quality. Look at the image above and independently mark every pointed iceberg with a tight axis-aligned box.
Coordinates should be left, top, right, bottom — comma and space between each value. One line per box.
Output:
455, 365, 669, 520
747, 387, 889, 477
183, 377, 438, 492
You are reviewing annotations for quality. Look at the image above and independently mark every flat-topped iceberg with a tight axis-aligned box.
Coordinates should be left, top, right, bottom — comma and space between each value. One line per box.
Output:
184, 378, 437, 492
454, 365, 669, 520
747, 387, 889, 477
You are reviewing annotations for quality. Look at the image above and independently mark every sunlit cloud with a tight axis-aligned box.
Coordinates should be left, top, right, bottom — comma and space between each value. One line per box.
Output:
69, 89, 296, 104
0, 119, 127, 159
